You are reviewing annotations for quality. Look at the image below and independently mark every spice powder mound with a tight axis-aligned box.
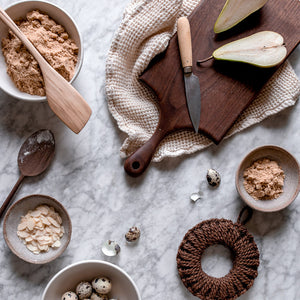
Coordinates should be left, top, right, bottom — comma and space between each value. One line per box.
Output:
243, 158, 285, 200
1, 10, 78, 96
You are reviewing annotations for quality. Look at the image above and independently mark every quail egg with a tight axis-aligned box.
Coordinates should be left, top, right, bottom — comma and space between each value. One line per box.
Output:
125, 226, 140, 242
206, 169, 221, 187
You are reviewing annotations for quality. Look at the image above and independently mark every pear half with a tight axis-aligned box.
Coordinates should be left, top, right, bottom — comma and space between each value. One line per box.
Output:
214, 0, 268, 33
210, 31, 287, 68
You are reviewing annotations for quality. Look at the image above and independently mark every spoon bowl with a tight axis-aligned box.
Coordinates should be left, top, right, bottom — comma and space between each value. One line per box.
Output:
18, 129, 55, 176
0, 129, 55, 218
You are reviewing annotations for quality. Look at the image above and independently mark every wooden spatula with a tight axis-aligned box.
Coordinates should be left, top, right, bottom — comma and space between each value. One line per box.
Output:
0, 8, 92, 134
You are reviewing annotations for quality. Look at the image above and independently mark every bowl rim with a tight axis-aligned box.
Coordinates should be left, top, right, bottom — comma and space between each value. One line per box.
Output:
3, 194, 72, 264
42, 259, 142, 300
235, 145, 300, 212
1, 0, 84, 102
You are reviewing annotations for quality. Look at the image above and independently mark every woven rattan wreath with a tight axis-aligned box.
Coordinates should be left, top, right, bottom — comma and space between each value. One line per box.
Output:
177, 207, 260, 300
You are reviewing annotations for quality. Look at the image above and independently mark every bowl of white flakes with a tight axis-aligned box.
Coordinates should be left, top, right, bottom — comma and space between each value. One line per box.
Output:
3, 194, 72, 264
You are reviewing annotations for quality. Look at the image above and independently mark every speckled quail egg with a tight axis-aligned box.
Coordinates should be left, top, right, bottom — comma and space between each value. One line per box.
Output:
76, 281, 92, 299
92, 277, 112, 294
90, 293, 108, 300
61, 291, 78, 300
206, 169, 221, 187
125, 226, 141, 242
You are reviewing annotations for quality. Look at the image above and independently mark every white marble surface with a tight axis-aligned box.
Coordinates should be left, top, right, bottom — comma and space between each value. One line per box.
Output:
0, 0, 300, 299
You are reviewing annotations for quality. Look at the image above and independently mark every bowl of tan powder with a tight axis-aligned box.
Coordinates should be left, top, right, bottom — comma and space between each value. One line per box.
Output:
3, 194, 72, 264
0, 1, 83, 101
236, 145, 300, 212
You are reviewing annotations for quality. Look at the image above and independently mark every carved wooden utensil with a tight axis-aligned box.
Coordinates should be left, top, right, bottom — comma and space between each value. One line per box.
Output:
0, 129, 55, 218
124, 0, 300, 177
0, 8, 92, 134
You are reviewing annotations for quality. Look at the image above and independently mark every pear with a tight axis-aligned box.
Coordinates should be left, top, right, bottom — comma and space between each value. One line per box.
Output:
197, 31, 287, 68
214, 0, 268, 33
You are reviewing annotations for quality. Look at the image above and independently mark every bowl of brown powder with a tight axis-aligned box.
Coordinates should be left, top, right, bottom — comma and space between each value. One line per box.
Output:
236, 145, 300, 212
0, 1, 83, 101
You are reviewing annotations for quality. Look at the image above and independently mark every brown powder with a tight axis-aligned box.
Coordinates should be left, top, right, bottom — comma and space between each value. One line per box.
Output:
243, 158, 285, 200
1, 10, 78, 96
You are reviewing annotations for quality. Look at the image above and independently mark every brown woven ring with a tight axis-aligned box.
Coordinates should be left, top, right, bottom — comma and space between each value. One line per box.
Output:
177, 218, 259, 300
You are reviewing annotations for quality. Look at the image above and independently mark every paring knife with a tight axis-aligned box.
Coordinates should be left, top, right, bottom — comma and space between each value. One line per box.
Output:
177, 16, 201, 133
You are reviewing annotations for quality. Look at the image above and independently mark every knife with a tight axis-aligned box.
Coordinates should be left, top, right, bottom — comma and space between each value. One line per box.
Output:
177, 17, 201, 133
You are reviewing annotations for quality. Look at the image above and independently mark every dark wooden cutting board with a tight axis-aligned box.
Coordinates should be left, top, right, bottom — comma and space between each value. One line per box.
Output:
124, 0, 300, 176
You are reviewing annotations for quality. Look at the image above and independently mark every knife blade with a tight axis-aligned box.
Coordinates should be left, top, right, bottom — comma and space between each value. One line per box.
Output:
177, 16, 201, 133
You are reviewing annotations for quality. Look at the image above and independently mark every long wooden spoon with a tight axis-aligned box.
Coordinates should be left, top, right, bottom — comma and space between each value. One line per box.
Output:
0, 129, 55, 218
0, 8, 92, 134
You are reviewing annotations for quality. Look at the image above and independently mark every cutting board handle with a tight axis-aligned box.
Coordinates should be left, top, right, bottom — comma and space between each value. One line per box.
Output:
124, 126, 168, 176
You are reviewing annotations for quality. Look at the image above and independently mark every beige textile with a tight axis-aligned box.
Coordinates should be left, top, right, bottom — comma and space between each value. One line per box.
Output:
105, 0, 300, 162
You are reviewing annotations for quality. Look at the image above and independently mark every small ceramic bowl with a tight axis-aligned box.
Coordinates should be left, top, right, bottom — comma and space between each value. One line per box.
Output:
3, 194, 72, 264
42, 260, 141, 300
236, 145, 300, 212
0, 0, 83, 101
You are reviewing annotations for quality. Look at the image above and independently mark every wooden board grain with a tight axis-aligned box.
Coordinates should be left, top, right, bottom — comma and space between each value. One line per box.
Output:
124, 0, 300, 176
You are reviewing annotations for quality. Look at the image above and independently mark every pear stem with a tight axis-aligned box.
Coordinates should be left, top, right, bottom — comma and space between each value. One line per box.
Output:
197, 56, 214, 65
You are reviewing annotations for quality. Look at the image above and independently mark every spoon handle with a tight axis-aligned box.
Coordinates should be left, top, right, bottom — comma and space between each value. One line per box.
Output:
0, 174, 25, 218
0, 8, 45, 66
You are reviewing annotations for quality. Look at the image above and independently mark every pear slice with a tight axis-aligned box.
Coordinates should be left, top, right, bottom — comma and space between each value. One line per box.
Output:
197, 31, 287, 68
214, 0, 268, 33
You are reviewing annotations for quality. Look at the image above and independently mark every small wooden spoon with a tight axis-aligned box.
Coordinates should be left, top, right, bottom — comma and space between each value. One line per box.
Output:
0, 129, 55, 218
0, 8, 92, 134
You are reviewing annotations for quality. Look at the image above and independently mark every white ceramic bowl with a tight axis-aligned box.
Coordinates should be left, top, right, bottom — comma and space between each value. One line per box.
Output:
42, 260, 141, 300
0, 0, 83, 101
236, 145, 300, 212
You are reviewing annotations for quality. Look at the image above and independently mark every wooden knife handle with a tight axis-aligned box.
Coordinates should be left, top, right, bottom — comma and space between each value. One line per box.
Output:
177, 16, 192, 69
124, 126, 168, 177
